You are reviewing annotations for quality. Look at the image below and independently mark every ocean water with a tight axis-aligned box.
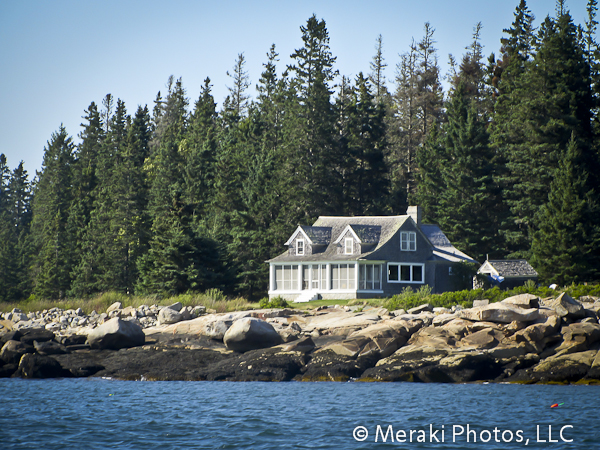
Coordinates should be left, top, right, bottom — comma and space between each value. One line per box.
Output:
0, 379, 598, 449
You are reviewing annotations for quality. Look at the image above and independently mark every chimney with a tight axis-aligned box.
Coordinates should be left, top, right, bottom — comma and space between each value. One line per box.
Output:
407, 205, 422, 225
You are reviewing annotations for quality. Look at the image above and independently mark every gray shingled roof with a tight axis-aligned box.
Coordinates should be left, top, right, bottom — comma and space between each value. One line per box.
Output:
349, 225, 381, 244
420, 224, 452, 247
421, 224, 478, 263
487, 260, 538, 277
299, 226, 331, 245
268, 216, 408, 262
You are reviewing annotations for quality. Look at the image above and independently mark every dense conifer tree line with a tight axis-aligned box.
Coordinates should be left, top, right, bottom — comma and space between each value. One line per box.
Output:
1, 2, 599, 301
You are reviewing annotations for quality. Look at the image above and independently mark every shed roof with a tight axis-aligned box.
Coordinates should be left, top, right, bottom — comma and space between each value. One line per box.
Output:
480, 259, 538, 277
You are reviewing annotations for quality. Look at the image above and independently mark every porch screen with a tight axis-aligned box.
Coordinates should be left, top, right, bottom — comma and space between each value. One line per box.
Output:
274, 265, 298, 290
331, 263, 355, 290
359, 264, 381, 290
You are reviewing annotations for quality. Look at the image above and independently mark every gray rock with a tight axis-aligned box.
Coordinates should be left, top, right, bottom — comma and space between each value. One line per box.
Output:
191, 306, 206, 317
282, 336, 316, 353
166, 302, 183, 312
203, 320, 232, 340
33, 340, 69, 355
86, 317, 145, 350
458, 302, 539, 323
546, 293, 585, 320
11, 312, 28, 323
408, 303, 433, 314
473, 300, 490, 308
17, 353, 65, 378
20, 328, 55, 346
158, 307, 183, 325
224, 317, 282, 352
1, 340, 34, 364
106, 302, 123, 314
502, 293, 540, 309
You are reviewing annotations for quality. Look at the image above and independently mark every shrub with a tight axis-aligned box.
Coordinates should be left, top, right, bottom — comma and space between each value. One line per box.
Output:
259, 296, 289, 309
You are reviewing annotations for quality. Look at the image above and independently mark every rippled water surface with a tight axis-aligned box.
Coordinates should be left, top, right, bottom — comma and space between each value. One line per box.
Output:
1, 379, 599, 449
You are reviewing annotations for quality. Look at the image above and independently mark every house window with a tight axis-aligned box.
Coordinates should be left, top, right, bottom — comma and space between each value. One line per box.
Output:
331, 263, 355, 290
400, 231, 416, 251
274, 265, 299, 290
388, 263, 424, 284
296, 239, 304, 256
359, 264, 382, 290
344, 237, 353, 255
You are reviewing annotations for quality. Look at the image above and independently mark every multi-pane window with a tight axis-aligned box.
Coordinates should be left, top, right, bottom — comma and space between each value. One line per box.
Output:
331, 263, 355, 289
400, 231, 416, 251
359, 264, 382, 290
274, 265, 299, 290
344, 237, 354, 254
296, 239, 304, 255
388, 263, 424, 283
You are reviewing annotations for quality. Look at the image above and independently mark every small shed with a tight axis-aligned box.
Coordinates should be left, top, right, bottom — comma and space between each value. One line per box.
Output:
476, 259, 538, 289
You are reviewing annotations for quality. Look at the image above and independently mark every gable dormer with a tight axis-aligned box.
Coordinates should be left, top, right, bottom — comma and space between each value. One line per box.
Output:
284, 226, 331, 256
333, 224, 381, 255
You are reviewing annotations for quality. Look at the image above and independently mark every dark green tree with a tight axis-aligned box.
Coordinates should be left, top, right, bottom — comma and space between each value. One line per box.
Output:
288, 15, 341, 218
30, 126, 75, 299
341, 73, 389, 215
531, 136, 600, 284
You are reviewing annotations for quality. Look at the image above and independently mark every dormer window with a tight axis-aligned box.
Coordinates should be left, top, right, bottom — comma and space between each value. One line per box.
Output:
296, 239, 304, 256
344, 237, 354, 255
401, 231, 416, 251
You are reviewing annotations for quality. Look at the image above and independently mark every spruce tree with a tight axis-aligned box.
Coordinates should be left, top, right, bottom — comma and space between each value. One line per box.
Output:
435, 81, 498, 262
531, 136, 600, 284
30, 126, 75, 299
226, 53, 251, 119
341, 73, 389, 215
288, 15, 341, 217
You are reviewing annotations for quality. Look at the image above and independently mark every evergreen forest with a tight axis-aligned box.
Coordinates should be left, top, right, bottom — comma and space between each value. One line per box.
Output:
1, 0, 600, 302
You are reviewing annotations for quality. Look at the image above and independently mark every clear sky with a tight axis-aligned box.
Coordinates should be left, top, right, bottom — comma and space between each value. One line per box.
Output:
0, 0, 590, 177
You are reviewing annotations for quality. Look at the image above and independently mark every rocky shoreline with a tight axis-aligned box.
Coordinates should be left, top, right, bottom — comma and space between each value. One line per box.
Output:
2, 293, 600, 384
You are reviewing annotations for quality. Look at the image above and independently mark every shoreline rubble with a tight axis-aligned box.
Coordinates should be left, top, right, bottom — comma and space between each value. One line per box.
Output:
2, 293, 600, 384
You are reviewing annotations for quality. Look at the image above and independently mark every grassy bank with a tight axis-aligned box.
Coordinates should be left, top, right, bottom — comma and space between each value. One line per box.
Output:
2, 283, 598, 315
0, 289, 254, 315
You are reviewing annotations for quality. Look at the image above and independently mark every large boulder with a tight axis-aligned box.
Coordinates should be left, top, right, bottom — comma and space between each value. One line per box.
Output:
223, 318, 282, 352
20, 328, 55, 346
533, 350, 597, 382
458, 302, 539, 323
1, 340, 34, 364
502, 294, 540, 309
545, 293, 586, 320
407, 303, 433, 314
552, 322, 600, 357
459, 328, 500, 350
33, 340, 69, 356
86, 317, 145, 350
158, 307, 183, 325
16, 353, 66, 379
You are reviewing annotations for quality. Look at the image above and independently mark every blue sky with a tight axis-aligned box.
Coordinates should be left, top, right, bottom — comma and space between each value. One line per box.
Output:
0, 0, 590, 177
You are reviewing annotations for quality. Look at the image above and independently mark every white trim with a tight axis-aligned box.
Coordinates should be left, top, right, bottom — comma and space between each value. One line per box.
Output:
284, 227, 312, 246
387, 262, 425, 284
400, 231, 417, 251
344, 237, 354, 254
296, 239, 305, 256
333, 224, 361, 244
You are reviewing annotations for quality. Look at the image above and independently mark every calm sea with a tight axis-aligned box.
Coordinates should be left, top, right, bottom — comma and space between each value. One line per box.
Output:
0, 379, 598, 449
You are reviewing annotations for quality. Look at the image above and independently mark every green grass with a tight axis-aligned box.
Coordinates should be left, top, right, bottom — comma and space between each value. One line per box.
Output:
3, 282, 598, 315
0, 290, 253, 315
